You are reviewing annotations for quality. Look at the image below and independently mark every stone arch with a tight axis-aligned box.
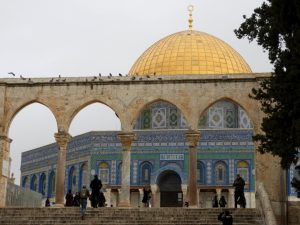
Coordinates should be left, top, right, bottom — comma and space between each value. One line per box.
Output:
66, 100, 122, 133
5, 100, 59, 134
198, 97, 254, 130
131, 98, 189, 130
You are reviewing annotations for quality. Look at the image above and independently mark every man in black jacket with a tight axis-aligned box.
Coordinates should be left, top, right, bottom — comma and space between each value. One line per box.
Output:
233, 174, 246, 208
218, 210, 233, 225
90, 175, 102, 208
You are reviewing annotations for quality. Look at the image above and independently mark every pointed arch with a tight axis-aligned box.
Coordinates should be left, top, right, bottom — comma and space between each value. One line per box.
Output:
116, 162, 122, 185
30, 174, 38, 191
197, 161, 206, 184
68, 101, 122, 136
22, 176, 29, 188
68, 166, 77, 193
79, 163, 88, 189
98, 161, 110, 185
140, 161, 153, 185
132, 99, 188, 130
48, 170, 56, 197
198, 98, 254, 129
39, 173, 47, 196
6, 100, 58, 134
67, 100, 122, 132
213, 160, 228, 185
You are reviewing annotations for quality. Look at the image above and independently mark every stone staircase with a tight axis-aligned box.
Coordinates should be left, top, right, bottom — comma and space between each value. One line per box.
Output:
0, 207, 264, 225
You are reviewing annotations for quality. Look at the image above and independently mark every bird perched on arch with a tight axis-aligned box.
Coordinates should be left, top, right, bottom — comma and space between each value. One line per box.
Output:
118, 73, 122, 77
8, 72, 15, 76
109, 73, 113, 77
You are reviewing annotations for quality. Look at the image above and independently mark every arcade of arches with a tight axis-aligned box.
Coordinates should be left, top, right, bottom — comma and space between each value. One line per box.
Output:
0, 73, 289, 212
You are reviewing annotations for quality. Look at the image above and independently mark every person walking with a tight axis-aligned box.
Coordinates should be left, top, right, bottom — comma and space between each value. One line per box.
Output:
79, 185, 90, 220
142, 187, 151, 207
45, 198, 51, 207
89, 175, 102, 208
98, 189, 106, 207
212, 194, 218, 208
219, 196, 227, 208
233, 174, 246, 208
73, 192, 81, 207
65, 190, 74, 207
218, 210, 233, 225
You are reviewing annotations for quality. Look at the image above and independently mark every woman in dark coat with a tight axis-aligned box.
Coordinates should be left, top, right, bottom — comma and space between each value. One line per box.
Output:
65, 190, 74, 207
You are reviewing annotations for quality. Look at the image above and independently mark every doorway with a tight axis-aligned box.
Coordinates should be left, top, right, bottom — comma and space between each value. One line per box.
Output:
157, 170, 182, 207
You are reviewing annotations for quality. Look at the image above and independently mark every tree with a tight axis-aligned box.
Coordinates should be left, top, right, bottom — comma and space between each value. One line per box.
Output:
234, 0, 300, 190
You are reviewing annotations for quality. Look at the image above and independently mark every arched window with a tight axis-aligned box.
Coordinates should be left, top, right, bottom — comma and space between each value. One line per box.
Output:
22, 176, 28, 188
68, 166, 77, 193
30, 175, 38, 191
214, 161, 227, 185
39, 173, 46, 196
48, 171, 56, 196
199, 100, 252, 129
99, 162, 109, 185
133, 101, 187, 129
117, 162, 122, 185
197, 161, 205, 184
140, 162, 152, 184
79, 163, 88, 189
237, 160, 249, 189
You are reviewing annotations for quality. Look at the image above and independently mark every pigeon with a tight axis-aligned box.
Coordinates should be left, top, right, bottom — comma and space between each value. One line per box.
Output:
8, 72, 15, 76
118, 73, 122, 77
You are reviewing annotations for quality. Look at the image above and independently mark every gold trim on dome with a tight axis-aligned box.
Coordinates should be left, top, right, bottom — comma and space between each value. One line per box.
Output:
129, 30, 252, 76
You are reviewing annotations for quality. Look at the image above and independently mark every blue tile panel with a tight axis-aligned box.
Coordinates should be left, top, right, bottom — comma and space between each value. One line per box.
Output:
21, 129, 255, 193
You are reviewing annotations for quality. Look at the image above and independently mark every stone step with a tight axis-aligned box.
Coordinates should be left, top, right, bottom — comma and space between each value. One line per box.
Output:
0, 208, 263, 225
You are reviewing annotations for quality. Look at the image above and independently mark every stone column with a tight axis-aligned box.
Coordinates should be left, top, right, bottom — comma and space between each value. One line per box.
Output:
54, 131, 71, 207
181, 184, 188, 206
0, 135, 12, 207
118, 132, 135, 207
105, 188, 111, 207
139, 188, 144, 207
150, 184, 159, 208
216, 188, 222, 201
228, 188, 234, 208
186, 130, 200, 208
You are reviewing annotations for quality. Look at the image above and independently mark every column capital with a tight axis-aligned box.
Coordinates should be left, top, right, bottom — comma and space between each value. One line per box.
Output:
54, 131, 71, 149
118, 132, 135, 149
186, 130, 200, 148
0, 135, 12, 143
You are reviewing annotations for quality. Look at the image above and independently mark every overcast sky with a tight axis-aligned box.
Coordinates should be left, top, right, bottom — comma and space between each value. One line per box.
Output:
0, 0, 271, 184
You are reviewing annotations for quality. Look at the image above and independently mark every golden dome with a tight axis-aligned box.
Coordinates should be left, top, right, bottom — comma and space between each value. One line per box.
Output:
129, 30, 252, 76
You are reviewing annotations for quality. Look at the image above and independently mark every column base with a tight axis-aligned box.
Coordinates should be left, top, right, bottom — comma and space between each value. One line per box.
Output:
53, 203, 64, 208
188, 205, 198, 208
